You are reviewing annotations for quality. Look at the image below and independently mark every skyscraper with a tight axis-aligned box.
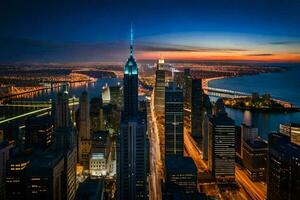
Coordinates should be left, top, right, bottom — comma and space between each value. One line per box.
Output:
54, 85, 71, 129
154, 58, 166, 117
79, 91, 91, 169
268, 131, 300, 200
79, 91, 90, 139
117, 27, 148, 200
242, 138, 267, 181
53, 87, 77, 200
191, 79, 203, 139
208, 100, 235, 183
165, 81, 184, 156
183, 69, 192, 136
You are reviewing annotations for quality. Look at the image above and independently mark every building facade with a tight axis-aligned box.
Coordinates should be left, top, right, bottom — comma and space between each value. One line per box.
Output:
117, 28, 148, 200
78, 91, 92, 170
165, 82, 184, 157
154, 58, 166, 117
208, 110, 235, 183
268, 131, 300, 200
242, 139, 267, 181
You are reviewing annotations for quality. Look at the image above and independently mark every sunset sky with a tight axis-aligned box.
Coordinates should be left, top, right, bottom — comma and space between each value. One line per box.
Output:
1, 0, 300, 63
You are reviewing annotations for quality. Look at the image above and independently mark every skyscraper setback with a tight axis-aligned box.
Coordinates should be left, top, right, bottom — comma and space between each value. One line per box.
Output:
117, 28, 148, 200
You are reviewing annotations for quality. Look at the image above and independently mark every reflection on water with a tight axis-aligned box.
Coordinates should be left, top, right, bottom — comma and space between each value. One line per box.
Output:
17, 78, 122, 101
226, 108, 300, 140
210, 65, 300, 140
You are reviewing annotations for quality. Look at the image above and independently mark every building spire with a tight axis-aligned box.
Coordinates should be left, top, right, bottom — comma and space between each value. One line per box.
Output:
130, 23, 133, 56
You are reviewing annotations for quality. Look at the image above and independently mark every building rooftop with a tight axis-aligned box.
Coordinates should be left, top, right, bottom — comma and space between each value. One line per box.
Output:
75, 178, 104, 200
165, 155, 197, 173
245, 138, 268, 149
210, 113, 235, 126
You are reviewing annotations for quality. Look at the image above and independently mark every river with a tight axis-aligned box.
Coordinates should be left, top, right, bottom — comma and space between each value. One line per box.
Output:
208, 64, 300, 139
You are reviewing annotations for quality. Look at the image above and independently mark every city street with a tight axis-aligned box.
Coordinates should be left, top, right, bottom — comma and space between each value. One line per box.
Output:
184, 130, 266, 200
148, 92, 162, 200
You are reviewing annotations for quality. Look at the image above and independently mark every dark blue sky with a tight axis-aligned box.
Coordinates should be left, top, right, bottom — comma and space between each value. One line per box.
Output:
1, 0, 300, 63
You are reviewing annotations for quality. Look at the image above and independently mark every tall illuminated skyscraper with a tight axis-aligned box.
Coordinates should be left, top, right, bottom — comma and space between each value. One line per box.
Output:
154, 58, 166, 116
117, 27, 148, 200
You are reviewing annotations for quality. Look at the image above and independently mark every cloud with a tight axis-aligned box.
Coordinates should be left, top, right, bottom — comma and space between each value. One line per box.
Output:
268, 41, 300, 45
136, 42, 248, 53
246, 53, 274, 56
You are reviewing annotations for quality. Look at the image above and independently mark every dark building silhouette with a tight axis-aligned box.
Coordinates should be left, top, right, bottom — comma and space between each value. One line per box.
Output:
0, 141, 13, 199
267, 132, 300, 200
165, 155, 197, 196
25, 115, 53, 150
191, 79, 203, 139
208, 100, 235, 183
243, 138, 267, 181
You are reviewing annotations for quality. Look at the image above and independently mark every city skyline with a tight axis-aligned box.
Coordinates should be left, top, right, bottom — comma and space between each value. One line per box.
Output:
1, 1, 300, 200
1, 0, 300, 63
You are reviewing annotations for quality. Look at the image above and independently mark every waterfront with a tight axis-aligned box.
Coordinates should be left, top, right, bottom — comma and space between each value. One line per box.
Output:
3, 65, 300, 140
17, 78, 122, 101
209, 65, 300, 139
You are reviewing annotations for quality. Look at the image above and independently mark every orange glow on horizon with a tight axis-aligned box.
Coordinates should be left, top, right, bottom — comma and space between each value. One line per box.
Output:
136, 51, 300, 63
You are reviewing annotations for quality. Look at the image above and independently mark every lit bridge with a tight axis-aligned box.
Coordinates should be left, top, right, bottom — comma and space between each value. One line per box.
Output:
204, 87, 250, 98
0, 98, 79, 125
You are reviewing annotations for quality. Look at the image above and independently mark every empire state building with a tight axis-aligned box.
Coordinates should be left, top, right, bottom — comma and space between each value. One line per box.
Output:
117, 27, 148, 200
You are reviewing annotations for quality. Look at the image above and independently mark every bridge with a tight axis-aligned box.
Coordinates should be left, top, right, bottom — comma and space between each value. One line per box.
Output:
204, 87, 250, 98
0, 98, 79, 125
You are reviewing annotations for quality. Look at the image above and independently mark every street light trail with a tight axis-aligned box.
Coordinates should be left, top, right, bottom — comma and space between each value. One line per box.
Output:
184, 129, 266, 200
148, 91, 162, 200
